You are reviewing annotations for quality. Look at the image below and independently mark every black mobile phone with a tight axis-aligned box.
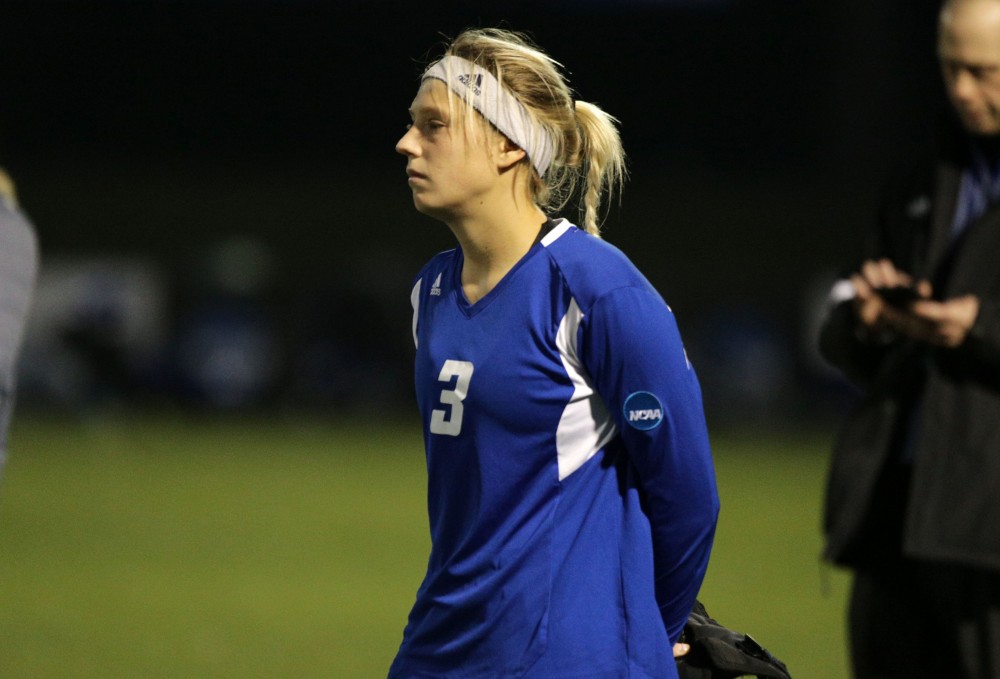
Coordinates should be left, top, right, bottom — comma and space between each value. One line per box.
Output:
875, 285, 920, 307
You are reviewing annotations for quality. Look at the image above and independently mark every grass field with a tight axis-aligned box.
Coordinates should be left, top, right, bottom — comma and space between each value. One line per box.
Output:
0, 415, 851, 678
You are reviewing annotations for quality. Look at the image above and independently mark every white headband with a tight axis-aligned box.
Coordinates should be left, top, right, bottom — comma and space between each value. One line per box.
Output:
422, 55, 555, 177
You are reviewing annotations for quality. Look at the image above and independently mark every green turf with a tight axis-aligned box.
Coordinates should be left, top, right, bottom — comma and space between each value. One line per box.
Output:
0, 415, 850, 678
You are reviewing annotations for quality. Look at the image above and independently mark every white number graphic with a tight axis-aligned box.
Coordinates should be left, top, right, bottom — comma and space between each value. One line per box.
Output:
430, 360, 474, 436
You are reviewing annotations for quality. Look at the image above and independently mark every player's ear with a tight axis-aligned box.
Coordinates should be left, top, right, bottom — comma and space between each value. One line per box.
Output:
495, 136, 527, 172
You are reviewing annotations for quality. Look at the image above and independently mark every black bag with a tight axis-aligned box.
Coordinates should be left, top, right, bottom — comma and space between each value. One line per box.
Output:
675, 600, 792, 679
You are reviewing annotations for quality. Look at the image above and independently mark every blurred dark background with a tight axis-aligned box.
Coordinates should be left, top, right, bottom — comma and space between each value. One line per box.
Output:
2, 0, 945, 424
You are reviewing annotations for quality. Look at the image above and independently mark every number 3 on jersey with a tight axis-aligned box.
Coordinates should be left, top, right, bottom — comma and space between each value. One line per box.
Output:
430, 360, 474, 436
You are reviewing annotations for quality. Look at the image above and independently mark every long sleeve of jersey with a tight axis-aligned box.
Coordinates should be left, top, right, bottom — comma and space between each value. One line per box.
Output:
580, 285, 720, 642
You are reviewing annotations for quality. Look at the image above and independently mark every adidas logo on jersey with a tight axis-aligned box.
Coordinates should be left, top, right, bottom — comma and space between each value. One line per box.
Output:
430, 273, 442, 297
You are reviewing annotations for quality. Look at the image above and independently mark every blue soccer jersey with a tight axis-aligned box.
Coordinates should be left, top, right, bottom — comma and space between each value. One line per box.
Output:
389, 220, 719, 679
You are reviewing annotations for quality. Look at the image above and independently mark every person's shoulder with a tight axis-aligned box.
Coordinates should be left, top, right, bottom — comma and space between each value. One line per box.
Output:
543, 219, 637, 265
412, 248, 458, 287
542, 219, 651, 306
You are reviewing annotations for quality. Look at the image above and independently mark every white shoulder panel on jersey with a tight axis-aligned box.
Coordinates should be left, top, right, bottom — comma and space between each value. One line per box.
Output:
553, 297, 618, 480
410, 278, 422, 349
541, 218, 572, 247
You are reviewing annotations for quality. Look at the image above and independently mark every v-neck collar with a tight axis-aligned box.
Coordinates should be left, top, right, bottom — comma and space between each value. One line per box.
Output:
452, 219, 558, 317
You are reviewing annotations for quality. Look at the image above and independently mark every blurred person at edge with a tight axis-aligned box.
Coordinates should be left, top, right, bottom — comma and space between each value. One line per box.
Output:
820, 1, 1000, 677
389, 28, 718, 679
0, 167, 39, 484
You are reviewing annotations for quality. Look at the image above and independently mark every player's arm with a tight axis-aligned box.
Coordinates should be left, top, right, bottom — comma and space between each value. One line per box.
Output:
581, 286, 719, 643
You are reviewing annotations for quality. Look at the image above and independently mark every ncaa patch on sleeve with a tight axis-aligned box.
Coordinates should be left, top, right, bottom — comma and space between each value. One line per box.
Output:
623, 391, 664, 431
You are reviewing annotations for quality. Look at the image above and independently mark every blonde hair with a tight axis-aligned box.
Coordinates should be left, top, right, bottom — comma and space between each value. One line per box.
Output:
439, 28, 626, 236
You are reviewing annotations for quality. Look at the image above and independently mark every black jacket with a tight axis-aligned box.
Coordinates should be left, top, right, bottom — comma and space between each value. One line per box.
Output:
821, 120, 1000, 571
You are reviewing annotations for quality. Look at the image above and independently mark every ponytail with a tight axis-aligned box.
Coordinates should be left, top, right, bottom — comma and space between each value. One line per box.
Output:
572, 101, 626, 236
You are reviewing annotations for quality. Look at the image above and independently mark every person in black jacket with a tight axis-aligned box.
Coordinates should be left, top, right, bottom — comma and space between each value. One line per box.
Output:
820, 1, 1000, 677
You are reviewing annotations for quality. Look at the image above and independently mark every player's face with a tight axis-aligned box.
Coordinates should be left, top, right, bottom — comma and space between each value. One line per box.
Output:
939, 0, 1000, 136
395, 80, 501, 220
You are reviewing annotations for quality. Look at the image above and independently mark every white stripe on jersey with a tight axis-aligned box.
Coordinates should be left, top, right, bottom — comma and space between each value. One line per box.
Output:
541, 218, 572, 247
553, 298, 618, 481
410, 278, 422, 349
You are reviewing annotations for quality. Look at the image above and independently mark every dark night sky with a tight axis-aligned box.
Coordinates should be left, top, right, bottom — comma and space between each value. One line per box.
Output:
4, 2, 842, 164
1, 0, 946, 346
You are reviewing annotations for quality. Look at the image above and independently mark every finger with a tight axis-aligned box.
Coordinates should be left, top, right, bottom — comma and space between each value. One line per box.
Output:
911, 298, 965, 323
910, 300, 944, 321
673, 643, 690, 658
850, 272, 874, 298
865, 258, 914, 289
912, 296, 979, 346
876, 259, 899, 286
880, 259, 916, 287
861, 260, 889, 288
851, 274, 885, 327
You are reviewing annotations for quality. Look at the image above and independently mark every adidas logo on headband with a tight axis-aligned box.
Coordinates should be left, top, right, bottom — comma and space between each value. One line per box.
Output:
456, 73, 484, 96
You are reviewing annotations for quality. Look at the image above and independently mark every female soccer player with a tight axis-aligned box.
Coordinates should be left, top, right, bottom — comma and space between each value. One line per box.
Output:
390, 28, 719, 679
